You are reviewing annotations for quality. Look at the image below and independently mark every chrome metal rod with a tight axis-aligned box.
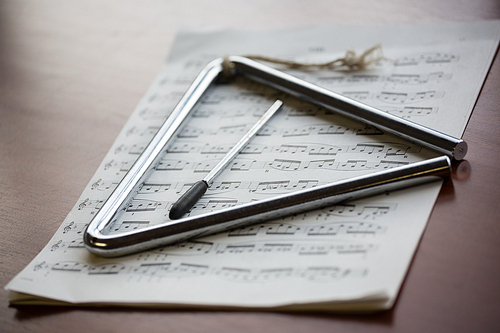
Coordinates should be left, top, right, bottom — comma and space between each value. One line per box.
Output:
85, 59, 224, 237
85, 156, 451, 257
227, 56, 467, 160
203, 99, 283, 186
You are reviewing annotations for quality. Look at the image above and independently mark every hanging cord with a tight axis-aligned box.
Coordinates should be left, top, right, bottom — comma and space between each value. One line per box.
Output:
246, 44, 385, 71
222, 45, 386, 79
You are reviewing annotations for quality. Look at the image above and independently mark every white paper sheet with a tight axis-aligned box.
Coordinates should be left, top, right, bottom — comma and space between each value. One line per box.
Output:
6, 20, 500, 311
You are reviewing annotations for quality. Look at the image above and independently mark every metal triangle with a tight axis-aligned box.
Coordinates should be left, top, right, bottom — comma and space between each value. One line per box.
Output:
84, 56, 463, 257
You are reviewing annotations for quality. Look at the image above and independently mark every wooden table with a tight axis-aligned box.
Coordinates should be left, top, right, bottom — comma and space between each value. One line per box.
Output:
1, 1, 499, 332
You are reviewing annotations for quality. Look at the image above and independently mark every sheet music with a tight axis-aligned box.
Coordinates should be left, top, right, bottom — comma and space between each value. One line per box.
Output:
6, 21, 500, 311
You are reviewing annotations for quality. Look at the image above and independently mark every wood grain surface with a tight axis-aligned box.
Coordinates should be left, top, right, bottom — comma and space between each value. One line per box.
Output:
1, 1, 499, 332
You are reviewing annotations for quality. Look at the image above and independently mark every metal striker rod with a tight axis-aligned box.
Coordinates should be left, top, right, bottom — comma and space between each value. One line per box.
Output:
168, 100, 283, 220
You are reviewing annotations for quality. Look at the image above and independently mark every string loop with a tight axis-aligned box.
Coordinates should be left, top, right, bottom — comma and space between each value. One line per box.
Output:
245, 44, 385, 71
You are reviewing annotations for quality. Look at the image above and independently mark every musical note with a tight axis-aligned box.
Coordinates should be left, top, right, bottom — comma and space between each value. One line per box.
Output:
276, 144, 308, 154
282, 126, 315, 137
348, 74, 380, 83
52, 261, 88, 272
355, 125, 383, 135
210, 181, 241, 192
255, 125, 278, 136
215, 267, 252, 280
126, 200, 162, 212
317, 124, 349, 135
308, 144, 342, 155
77, 198, 103, 211
212, 265, 365, 282
387, 72, 451, 84
384, 106, 438, 118
176, 263, 210, 275
258, 268, 293, 280
266, 223, 302, 235
201, 144, 232, 154
316, 76, 346, 85
387, 74, 418, 85
91, 179, 119, 192
377, 91, 407, 103
239, 143, 267, 154
215, 124, 248, 135
300, 266, 367, 281
156, 241, 214, 255
321, 203, 396, 219
423, 53, 459, 64
133, 263, 172, 275
175, 183, 196, 195
350, 143, 385, 154
68, 238, 85, 248
259, 243, 294, 253
228, 225, 264, 237
215, 242, 295, 255
339, 160, 368, 170
167, 143, 199, 154
119, 161, 132, 172
293, 180, 319, 189
394, 52, 459, 66
305, 159, 336, 170
88, 264, 125, 275
156, 160, 190, 171
178, 126, 204, 138
192, 109, 214, 118
194, 160, 219, 172
317, 72, 452, 86
341, 91, 370, 100
230, 159, 256, 171
287, 105, 324, 117
307, 222, 385, 236
201, 94, 225, 104
251, 180, 290, 193
267, 159, 301, 171
410, 90, 440, 102
357, 206, 392, 219
377, 90, 444, 103
346, 222, 385, 235
138, 183, 171, 194
139, 126, 160, 137
376, 160, 409, 169
216, 244, 256, 254
298, 243, 375, 255
103, 159, 137, 173
323, 204, 355, 216
189, 199, 238, 214
110, 221, 150, 233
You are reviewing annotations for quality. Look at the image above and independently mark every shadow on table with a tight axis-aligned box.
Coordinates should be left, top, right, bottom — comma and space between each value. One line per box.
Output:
13, 304, 395, 327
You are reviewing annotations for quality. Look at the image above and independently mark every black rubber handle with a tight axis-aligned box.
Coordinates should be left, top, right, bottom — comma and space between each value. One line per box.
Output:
169, 180, 208, 220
